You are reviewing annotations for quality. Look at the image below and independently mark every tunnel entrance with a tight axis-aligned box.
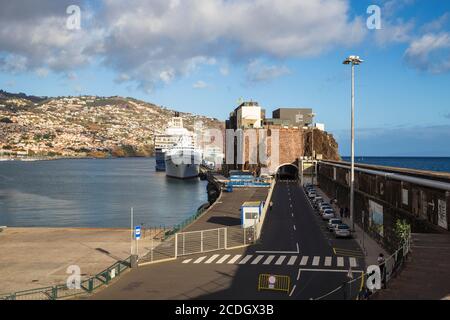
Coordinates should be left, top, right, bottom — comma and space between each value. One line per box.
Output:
276, 164, 299, 181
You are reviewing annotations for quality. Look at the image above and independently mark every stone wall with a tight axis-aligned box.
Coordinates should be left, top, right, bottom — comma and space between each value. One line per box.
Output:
318, 161, 450, 252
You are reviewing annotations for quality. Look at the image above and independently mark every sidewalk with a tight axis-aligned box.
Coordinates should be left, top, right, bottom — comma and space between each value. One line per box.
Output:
314, 186, 388, 267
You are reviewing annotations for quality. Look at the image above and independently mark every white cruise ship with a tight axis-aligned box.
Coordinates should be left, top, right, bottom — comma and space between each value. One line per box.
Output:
154, 115, 191, 172
165, 135, 203, 179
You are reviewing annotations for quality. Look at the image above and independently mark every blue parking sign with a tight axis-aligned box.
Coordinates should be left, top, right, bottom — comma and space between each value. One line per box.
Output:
135, 226, 141, 240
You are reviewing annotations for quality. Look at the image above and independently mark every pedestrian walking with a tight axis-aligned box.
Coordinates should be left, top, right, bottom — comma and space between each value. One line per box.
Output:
269, 201, 273, 210
378, 253, 386, 288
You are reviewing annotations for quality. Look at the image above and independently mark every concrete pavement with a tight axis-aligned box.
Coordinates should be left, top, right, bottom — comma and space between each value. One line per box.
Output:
92, 181, 365, 300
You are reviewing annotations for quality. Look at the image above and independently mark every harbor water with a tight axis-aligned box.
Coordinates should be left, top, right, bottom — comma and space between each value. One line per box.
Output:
0, 158, 208, 228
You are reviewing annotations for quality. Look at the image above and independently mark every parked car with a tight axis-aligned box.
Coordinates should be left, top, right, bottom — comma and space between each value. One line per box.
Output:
322, 209, 335, 220
334, 224, 352, 238
313, 196, 323, 205
319, 204, 333, 213
328, 218, 342, 231
308, 192, 316, 199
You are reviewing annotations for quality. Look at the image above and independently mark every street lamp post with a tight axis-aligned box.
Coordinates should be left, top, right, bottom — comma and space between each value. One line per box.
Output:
343, 55, 363, 232
310, 113, 316, 185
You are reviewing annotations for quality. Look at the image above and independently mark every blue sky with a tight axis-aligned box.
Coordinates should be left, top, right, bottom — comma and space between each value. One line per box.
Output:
1, 0, 450, 156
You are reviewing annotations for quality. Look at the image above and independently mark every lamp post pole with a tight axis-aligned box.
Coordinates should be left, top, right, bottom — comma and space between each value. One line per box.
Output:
343, 55, 363, 232
350, 62, 355, 231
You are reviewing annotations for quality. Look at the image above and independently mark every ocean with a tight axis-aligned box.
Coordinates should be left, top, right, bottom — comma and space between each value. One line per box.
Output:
0, 158, 208, 228
341, 157, 450, 174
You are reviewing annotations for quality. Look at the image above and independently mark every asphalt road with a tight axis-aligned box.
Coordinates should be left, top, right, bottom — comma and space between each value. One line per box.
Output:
91, 181, 365, 300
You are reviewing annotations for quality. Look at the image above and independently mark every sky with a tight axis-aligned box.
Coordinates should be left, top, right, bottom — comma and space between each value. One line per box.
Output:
0, 0, 449, 156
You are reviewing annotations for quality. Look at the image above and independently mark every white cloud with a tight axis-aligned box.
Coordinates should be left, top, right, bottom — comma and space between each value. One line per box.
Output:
246, 59, 291, 83
219, 66, 229, 76
0, 0, 365, 90
404, 33, 450, 73
193, 80, 208, 89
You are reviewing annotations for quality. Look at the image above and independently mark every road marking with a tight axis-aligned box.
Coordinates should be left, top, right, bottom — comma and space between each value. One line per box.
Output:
290, 204, 293, 208
288, 256, 297, 265
293, 225, 296, 231
239, 255, 253, 265
337, 257, 344, 267
296, 243, 299, 252
324, 256, 332, 266
297, 269, 302, 280
256, 250, 299, 254
275, 256, 286, 265
263, 255, 275, 265
228, 254, 242, 264
291, 213, 294, 217
194, 256, 207, 264
349, 257, 358, 267
312, 256, 320, 266
300, 256, 309, 266
216, 254, 230, 264
205, 254, 220, 264
298, 268, 364, 273
251, 255, 264, 265
289, 284, 297, 297
182, 259, 192, 264
333, 247, 365, 257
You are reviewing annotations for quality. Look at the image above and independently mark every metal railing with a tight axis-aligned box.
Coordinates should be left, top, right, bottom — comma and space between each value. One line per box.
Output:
313, 233, 412, 300
139, 226, 255, 265
0, 256, 132, 300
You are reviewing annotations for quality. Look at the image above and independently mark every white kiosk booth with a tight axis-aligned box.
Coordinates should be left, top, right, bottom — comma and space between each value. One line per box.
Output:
241, 201, 263, 228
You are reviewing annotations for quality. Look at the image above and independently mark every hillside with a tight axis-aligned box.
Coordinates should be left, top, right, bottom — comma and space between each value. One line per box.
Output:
0, 91, 223, 158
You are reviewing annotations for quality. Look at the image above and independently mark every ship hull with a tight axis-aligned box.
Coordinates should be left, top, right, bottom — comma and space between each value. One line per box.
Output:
155, 148, 166, 171
165, 154, 200, 179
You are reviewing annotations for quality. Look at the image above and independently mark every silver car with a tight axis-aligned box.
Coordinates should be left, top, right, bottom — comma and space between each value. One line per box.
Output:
334, 224, 352, 238
328, 218, 342, 231
322, 209, 335, 220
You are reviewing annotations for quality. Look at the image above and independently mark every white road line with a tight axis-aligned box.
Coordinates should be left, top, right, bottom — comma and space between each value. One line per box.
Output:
290, 204, 293, 208
312, 256, 320, 266
182, 259, 192, 264
297, 269, 302, 280
288, 256, 297, 265
324, 256, 332, 267
275, 256, 286, 265
349, 257, 358, 267
256, 250, 299, 254
300, 256, 309, 266
239, 255, 253, 265
291, 213, 294, 217
298, 268, 364, 273
216, 255, 231, 264
263, 255, 275, 265
194, 256, 207, 264
296, 243, 299, 252
293, 225, 296, 231
289, 284, 297, 297
228, 254, 242, 264
251, 255, 264, 265
205, 254, 220, 264
337, 257, 344, 267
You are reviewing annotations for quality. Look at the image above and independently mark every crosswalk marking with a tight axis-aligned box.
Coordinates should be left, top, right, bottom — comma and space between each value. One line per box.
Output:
227, 255, 241, 264
263, 255, 275, 265
239, 255, 253, 264
194, 256, 207, 264
205, 254, 220, 264
182, 254, 360, 268
287, 256, 297, 265
216, 254, 230, 264
251, 255, 264, 264
275, 256, 286, 265
300, 256, 309, 266
312, 256, 320, 266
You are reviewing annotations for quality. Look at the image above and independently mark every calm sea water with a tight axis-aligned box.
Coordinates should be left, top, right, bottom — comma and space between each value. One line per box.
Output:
0, 158, 208, 228
341, 157, 450, 173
